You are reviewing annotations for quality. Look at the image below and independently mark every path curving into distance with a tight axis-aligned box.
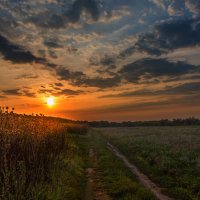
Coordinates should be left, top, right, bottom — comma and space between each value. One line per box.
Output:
107, 142, 174, 200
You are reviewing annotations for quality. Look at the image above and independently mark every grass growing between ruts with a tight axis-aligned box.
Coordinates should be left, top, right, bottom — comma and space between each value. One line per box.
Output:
87, 129, 157, 200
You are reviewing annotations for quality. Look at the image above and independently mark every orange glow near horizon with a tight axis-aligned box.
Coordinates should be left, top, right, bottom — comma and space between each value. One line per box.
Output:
0, 92, 200, 121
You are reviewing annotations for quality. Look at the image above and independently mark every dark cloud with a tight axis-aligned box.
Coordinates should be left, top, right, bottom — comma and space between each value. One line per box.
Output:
3, 89, 21, 96
28, 13, 66, 29
99, 56, 116, 67
90, 55, 116, 67
56, 67, 120, 88
56, 68, 85, 81
56, 58, 199, 88
44, 39, 63, 48
119, 18, 200, 58
100, 82, 200, 98
0, 34, 58, 69
90, 55, 117, 76
67, 0, 100, 22
15, 73, 38, 80
119, 58, 199, 83
54, 83, 64, 87
38, 89, 54, 94
37, 85, 83, 97
2, 88, 36, 97
165, 81, 200, 94
0, 34, 45, 64
28, 0, 100, 29
46, 62, 57, 68
21, 90, 36, 97
96, 69, 117, 76
56, 89, 84, 96
53, 87, 62, 90
73, 76, 121, 88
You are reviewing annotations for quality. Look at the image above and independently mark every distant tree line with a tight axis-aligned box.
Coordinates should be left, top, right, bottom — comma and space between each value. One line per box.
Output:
80, 117, 200, 127
1, 107, 199, 127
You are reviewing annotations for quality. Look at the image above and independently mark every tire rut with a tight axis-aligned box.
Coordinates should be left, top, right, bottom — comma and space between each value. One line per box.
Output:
107, 142, 174, 200
84, 149, 112, 200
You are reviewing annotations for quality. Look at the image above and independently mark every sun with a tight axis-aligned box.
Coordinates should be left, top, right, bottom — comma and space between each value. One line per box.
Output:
46, 97, 55, 106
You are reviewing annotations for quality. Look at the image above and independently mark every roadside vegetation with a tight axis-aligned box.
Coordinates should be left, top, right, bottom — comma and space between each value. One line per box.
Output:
0, 109, 88, 200
99, 127, 200, 200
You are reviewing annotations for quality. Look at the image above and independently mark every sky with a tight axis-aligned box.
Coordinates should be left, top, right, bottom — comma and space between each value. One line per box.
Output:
0, 0, 200, 121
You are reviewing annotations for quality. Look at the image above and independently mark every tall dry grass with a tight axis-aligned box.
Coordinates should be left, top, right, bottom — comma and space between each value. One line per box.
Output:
0, 108, 88, 199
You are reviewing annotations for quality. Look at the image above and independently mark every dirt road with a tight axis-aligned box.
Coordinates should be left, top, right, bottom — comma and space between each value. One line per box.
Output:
107, 142, 174, 200
84, 149, 112, 200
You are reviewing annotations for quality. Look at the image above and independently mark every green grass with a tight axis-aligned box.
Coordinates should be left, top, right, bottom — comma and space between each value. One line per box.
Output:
97, 126, 200, 200
17, 134, 87, 200
86, 129, 157, 200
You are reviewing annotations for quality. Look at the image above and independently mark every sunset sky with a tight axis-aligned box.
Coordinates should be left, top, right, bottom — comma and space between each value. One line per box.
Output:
0, 0, 200, 121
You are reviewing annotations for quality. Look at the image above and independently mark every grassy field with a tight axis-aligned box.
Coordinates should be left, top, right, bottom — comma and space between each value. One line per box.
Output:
98, 127, 200, 200
1, 110, 200, 200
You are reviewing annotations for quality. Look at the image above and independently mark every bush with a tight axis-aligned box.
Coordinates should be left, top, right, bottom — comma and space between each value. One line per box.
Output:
67, 123, 89, 135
